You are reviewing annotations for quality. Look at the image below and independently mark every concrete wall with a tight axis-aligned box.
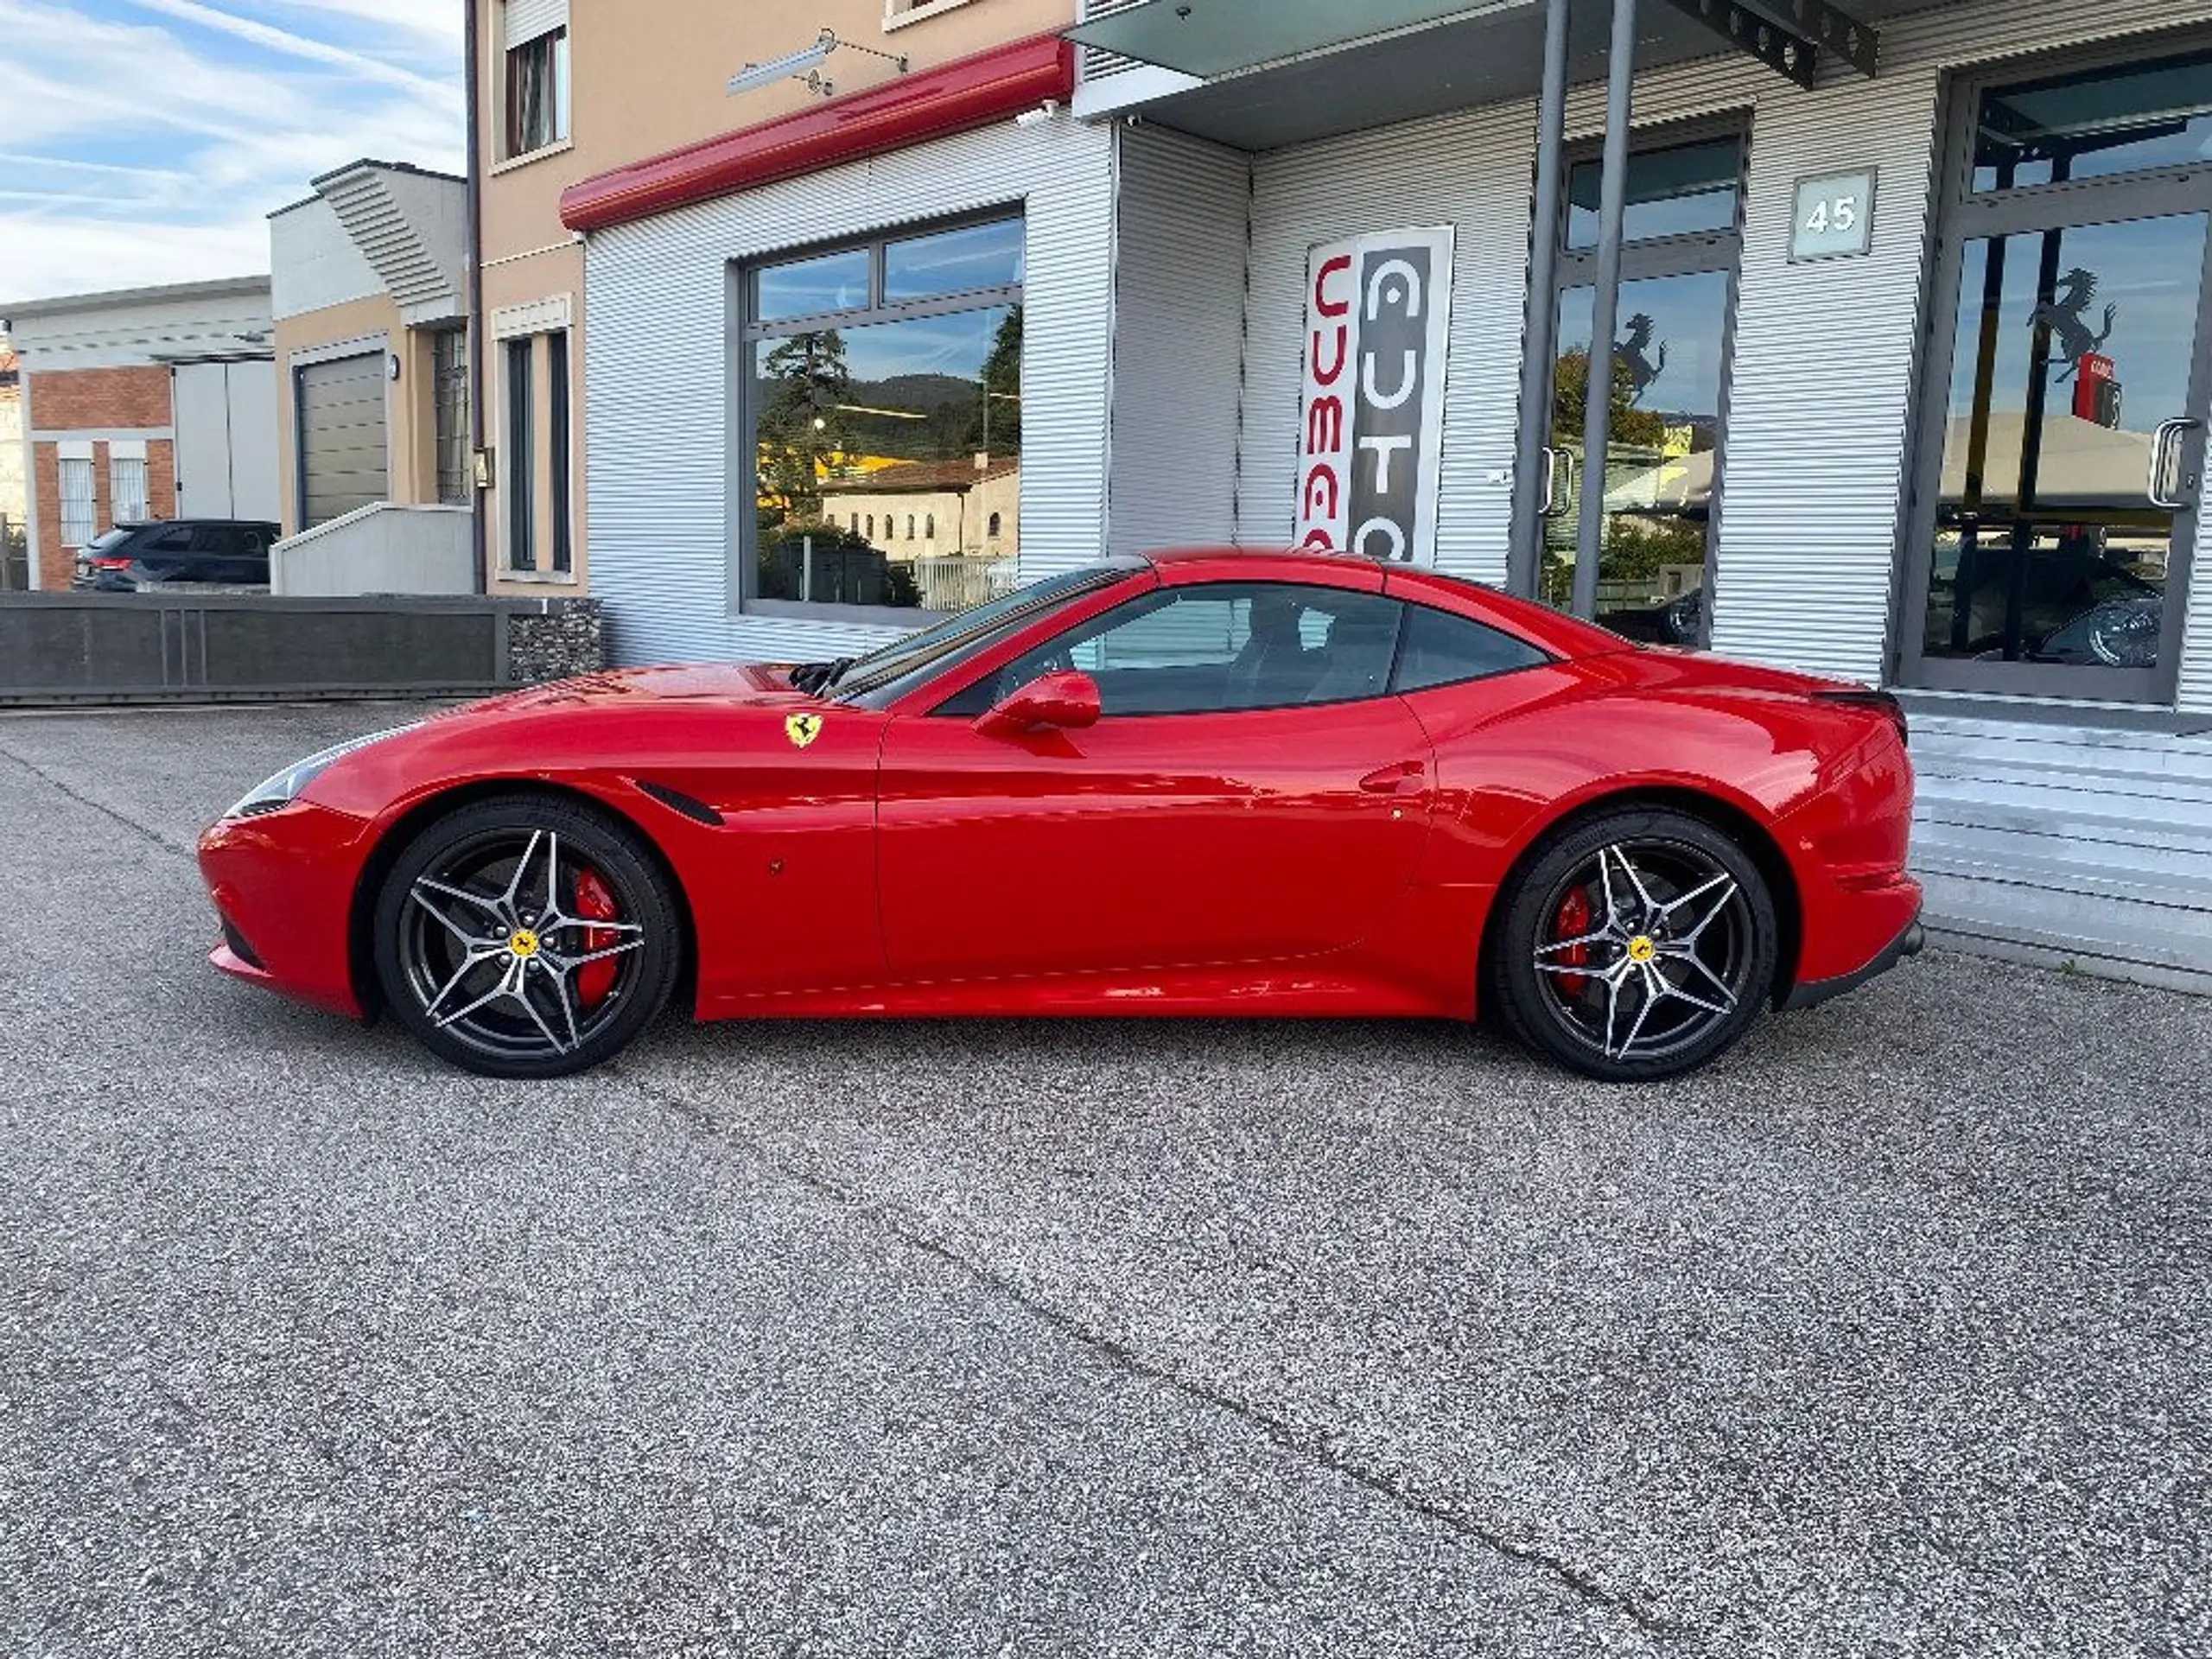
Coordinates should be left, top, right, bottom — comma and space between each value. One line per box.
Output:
270, 198, 382, 321
271, 503, 475, 595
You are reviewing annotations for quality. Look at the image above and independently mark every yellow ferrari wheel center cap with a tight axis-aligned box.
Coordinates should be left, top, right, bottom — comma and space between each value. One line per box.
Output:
1626, 935, 1656, 963
508, 928, 541, 960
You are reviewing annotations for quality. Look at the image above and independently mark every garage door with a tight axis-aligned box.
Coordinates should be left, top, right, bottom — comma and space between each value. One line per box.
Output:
297, 354, 388, 526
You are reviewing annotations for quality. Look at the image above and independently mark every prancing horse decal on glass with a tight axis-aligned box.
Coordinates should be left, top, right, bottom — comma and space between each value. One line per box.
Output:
2031, 267, 2117, 383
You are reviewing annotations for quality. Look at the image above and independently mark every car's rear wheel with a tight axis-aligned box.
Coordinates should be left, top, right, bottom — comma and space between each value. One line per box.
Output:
372, 794, 682, 1079
1489, 807, 1777, 1082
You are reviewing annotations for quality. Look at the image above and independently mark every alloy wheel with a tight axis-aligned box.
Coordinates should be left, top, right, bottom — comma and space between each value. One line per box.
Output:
1529, 837, 1756, 1066
395, 826, 647, 1065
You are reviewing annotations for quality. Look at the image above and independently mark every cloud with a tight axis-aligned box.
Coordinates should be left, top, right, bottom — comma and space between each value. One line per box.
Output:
0, 0, 463, 303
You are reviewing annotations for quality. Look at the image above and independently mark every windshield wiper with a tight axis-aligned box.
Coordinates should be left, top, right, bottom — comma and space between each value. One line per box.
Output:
788, 657, 855, 696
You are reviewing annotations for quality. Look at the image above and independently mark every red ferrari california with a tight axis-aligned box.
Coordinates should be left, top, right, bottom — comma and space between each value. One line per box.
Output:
198, 549, 1921, 1083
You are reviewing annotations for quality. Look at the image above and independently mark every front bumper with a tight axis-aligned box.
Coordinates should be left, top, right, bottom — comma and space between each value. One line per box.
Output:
198, 800, 376, 1019
1782, 912, 1925, 1013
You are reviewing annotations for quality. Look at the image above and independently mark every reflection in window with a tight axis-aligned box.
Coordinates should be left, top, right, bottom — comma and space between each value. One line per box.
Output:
883, 218, 1025, 302
1544, 271, 1730, 640
505, 27, 569, 157
1567, 137, 1742, 251
757, 248, 870, 322
1974, 51, 2212, 193
1920, 213, 2201, 675
751, 219, 1023, 614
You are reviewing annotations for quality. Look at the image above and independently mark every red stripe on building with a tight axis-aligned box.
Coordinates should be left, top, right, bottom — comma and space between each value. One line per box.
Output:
559, 32, 1076, 234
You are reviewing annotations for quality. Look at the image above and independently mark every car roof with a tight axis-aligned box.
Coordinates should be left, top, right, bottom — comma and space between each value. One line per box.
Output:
122, 518, 280, 530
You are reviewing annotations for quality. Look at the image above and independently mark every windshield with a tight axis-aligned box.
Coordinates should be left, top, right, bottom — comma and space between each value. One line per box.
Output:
832, 563, 1145, 708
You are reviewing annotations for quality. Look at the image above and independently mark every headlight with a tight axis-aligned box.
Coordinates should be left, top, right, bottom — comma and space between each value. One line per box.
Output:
226, 725, 416, 819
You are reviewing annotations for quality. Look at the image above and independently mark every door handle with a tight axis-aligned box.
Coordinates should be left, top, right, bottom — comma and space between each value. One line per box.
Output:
2148, 417, 2202, 509
1358, 760, 1427, 795
1538, 447, 1574, 519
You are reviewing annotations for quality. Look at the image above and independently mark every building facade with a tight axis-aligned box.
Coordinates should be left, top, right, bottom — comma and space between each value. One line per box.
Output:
557, 0, 2212, 988
268, 162, 474, 593
1, 278, 276, 591
0, 338, 23, 589
473, 0, 1074, 601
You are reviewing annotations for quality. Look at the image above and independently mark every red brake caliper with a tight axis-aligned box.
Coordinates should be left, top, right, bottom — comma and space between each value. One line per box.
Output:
575, 868, 620, 1008
1553, 886, 1592, 997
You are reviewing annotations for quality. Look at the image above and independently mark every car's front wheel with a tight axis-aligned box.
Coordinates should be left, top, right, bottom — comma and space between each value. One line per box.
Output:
372, 794, 683, 1078
1489, 807, 1777, 1082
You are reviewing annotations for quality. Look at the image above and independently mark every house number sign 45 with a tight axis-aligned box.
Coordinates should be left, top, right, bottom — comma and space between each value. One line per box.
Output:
1790, 168, 1877, 261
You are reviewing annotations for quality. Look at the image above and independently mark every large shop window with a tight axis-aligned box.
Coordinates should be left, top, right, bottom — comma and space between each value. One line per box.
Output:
1902, 47, 2212, 703
1540, 131, 1745, 647
744, 214, 1025, 620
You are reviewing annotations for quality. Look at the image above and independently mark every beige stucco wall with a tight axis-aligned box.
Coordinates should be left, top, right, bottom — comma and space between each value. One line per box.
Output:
475, 0, 1073, 594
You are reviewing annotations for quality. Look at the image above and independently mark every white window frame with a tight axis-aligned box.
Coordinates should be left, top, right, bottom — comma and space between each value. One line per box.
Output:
57, 442, 94, 548
108, 438, 149, 525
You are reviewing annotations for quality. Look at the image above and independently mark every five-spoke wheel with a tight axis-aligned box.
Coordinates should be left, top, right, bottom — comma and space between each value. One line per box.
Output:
1491, 808, 1777, 1081
373, 795, 682, 1078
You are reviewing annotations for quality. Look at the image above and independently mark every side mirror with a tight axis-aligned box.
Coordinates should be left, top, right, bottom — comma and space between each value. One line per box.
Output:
975, 669, 1101, 740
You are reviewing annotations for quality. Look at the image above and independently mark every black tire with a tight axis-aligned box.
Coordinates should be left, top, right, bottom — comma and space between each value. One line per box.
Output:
372, 793, 683, 1079
1486, 807, 1777, 1083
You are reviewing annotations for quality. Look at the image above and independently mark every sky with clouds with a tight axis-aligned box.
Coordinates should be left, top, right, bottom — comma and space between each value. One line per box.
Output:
0, 0, 464, 304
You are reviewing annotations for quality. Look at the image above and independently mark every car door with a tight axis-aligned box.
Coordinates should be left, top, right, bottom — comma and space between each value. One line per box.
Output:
874, 579, 1436, 984
130, 524, 196, 584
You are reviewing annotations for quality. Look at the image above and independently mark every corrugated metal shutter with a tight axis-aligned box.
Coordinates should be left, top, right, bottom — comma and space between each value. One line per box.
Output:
1109, 127, 1249, 558
1077, 0, 1151, 83
1243, 98, 1541, 587
583, 118, 1117, 667
504, 0, 565, 50
298, 354, 387, 527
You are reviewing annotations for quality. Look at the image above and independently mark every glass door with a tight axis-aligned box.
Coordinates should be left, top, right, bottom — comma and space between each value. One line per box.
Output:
1901, 47, 2212, 702
1536, 131, 1745, 645
1545, 265, 1734, 643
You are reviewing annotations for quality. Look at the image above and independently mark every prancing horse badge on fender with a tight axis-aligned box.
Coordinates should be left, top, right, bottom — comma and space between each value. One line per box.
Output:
785, 713, 823, 749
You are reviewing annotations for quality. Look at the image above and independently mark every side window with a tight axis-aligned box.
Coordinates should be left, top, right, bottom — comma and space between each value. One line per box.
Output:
941, 582, 1406, 717
147, 526, 194, 552
1393, 603, 1550, 692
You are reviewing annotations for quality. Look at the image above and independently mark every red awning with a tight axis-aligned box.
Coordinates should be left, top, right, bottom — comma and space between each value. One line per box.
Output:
559, 31, 1075, 234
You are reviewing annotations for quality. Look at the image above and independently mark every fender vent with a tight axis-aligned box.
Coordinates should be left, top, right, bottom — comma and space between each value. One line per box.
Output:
635, 780, 723, 827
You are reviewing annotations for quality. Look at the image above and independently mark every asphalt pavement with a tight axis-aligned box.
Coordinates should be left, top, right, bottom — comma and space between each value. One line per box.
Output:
0, 701, 2205, 1658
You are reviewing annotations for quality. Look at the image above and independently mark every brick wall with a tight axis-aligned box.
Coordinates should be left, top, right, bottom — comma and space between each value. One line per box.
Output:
32, 445, 63, 589
23, 363, 179, 588
32, 365, 173, 430
30, 436, 179, 588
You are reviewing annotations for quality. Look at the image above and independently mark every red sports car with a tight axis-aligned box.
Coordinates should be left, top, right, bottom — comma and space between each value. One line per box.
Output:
198, 549, 1922, 1083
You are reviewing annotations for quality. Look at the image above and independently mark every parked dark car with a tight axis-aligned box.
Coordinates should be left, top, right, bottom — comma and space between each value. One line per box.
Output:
73, 520, 280, 590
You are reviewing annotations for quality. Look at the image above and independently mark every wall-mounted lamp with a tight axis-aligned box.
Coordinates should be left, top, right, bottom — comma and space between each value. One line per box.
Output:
387, 352, 403, 382
727, 29, 906, 99
1013, 99, 1061, 128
